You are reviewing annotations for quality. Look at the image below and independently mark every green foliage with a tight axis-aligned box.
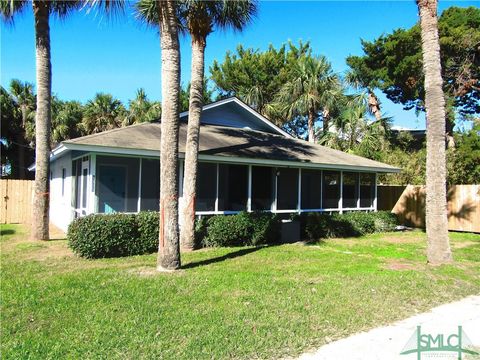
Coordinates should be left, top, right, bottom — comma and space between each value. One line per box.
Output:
81, 92, 127, 134
210, 41, 312, 121
135, 211, 160, 254
347, 6, 480, 119
203, 212, 281, 247
302, 211, 399, 240
447, 124, 480, 184
68, 213, 142, 259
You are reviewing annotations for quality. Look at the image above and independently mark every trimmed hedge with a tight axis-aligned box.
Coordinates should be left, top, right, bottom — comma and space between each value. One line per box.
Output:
202, 212, 281, 247
301, 211, 398, 240
68, 213, 142, 259
68, 211, 281, 258
67, 210, 397, 258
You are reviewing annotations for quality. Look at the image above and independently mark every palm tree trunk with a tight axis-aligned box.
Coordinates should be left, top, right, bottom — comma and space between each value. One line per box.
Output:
31, 1, 51, 240
417, 0, 453, 265
180, 35, 206, 251
367, 90, 382, 122
308, 108, 315, 143
322, 108, 330, 134
157, 0, 181, 271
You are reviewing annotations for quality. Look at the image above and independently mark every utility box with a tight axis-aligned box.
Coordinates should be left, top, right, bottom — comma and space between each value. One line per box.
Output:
280, 219, 300, 243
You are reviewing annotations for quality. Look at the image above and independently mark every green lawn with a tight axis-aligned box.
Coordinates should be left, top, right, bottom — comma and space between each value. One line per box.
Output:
1, 224, 479, 359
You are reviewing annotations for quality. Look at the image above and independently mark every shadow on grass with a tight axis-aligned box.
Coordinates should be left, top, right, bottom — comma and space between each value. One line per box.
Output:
182, 246, 267, 270
1, 229, 15, 236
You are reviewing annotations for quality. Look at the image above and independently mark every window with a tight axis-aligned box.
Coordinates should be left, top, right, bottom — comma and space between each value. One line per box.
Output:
276, 168, 299, 210
61, 168, 66, 196
342, 172, 358, 208
140, 159, 160, 211
360, 173, 375, 208
196, 162, 217, 211
322, 171, 340, 209
252, 166, 274, 211
301, 169, 322, 209
218, 164, 248, 211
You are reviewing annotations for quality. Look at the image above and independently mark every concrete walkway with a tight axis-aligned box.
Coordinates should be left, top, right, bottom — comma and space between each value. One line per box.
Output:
296, 295, 480, 360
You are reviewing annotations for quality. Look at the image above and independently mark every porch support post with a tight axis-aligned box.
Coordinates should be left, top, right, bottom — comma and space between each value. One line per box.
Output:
273, 168, 278, 213
374, 173, 378, 211
320, 170, 323, 210
137, 158, 142, 213
356, 173, 361, 209
247, 165, 252, 212
214, 163, 219, 212
339, 171, 343, 214
297, 168, 301, 213
89, 154, 97, 214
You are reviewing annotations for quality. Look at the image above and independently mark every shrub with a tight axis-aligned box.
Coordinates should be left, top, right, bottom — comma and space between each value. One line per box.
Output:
136, 211, 159, 254
203, 212, 281, 247
68, 213, 141, 258
302, 211, 399, 241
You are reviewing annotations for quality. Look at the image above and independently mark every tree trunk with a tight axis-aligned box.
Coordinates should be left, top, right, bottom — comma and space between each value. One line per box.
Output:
157, 0, 181, 271
417, 0, 453, 265
308, 108, 315, 143
367, 89, 382, 122
180, 35, 206, 251
31, 1, 51, 240
322, 108, 330, 134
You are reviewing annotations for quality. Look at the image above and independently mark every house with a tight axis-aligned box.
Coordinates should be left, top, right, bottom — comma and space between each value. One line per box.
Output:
47, 97, 400, 232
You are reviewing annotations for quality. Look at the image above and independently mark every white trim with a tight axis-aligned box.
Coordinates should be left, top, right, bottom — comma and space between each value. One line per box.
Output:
320, 170, 323, 209
374, 173, 378, 211
214, 163, 219, 212
179, 97, 293, 139
137, 158, 142, 212
90, 154, 97, 214
339, 171, 343, 214
356, 172, 361, 209
273, 168, 278, 212
297, 168, 302, 212
247, 165, 252, 212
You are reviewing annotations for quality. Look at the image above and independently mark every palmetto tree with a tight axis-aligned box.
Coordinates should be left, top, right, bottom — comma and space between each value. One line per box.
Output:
8, 79, 36, 179
1, 0, 123, 240
82, 93, 126, 134
417, 0, 453, 264
275, 55, 341, 143
136, 0, 183, 270
126, 88, 161, 125
179, 0, 257, 250
345, 67, 383, 122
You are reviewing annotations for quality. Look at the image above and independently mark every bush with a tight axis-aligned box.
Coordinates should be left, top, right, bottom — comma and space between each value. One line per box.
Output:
68, 213, 141, 258
136, 211, 159, 254
302, 211, 399, 241
203, 212, 281, 247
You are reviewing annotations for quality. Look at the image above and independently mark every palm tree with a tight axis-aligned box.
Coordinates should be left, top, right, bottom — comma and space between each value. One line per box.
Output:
127, 88, 161, 125
417, 0, 453, 264
82, 93, 126, 134
8, 80, 36, 179
345, 68, 383, 122
274, 55, 341, 143
179, 0, 257, 250
136, 0, 183, 270
1, 0, 123, 240
51, 100, 84, 144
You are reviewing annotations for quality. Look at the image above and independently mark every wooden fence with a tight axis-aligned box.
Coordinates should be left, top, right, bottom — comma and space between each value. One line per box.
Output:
378, 184, 480, 233
0, 179, 33, 224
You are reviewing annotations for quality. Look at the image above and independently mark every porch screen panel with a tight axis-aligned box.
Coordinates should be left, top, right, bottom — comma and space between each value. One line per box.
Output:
252, 166, 275, 211
218, 164, 248, 211
301, 169, 321, 209
360, 173, 375, 208
342, 172, 359, 208
196, 162, 217, 211
96, 155, 139, 213
322, 171, 340, 209
141, 159, 160, 211
276, 168, 299, 210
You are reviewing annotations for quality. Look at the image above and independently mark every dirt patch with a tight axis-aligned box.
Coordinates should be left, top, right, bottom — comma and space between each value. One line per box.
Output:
452, 241, 477, 249
382, 235, 420, 244
23, 241, 74, 261
127, 266, 184, 277
384, 259, 423, 271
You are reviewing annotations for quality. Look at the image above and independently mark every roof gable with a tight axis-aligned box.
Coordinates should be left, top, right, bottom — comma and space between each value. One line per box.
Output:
180, 97, 291, 138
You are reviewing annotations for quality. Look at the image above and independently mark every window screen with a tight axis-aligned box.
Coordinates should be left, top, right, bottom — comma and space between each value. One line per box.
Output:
218, 164, 248, 211
322, 171, 340, 209
360, 173, 375, 208
301, 169, 322, 209
252, 166, 274, 211
196, 162, 217, 211
277, 168, 298, 210
342, 172, 358, 208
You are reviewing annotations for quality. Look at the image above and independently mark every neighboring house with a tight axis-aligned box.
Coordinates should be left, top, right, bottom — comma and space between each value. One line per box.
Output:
45, 97, 400, 232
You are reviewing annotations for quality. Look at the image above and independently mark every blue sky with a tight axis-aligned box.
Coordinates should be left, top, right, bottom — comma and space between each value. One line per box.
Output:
1, 1, 477, 130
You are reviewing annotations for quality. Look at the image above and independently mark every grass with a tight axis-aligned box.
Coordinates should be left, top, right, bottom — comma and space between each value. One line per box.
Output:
1, 224, 479, 359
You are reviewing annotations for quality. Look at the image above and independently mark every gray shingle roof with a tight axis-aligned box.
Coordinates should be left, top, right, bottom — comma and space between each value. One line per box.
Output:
63, 122, 400, 172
